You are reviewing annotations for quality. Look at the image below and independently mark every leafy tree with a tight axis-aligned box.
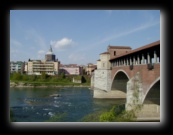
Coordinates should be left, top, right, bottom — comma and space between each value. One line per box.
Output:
12, 72, 22, 80
60, 72, 66, 79
29, 75, 37, 81
41, 72, 48, 80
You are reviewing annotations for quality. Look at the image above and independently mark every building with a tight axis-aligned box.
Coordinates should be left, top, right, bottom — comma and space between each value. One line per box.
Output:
97, 45, 132, 70
59, 64, 83, 75
107, 45, 132, 59
10, 61, 25, 73
91, 44, 132, 89
85, 63, 97, 75
27, 46, 60, 75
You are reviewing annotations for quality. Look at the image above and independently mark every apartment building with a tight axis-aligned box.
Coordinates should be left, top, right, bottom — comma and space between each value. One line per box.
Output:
10, 61, 25, 73
27, 46, 60, 75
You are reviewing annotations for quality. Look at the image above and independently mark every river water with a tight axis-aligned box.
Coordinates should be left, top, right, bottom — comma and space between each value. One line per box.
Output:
10, 87, 126, 122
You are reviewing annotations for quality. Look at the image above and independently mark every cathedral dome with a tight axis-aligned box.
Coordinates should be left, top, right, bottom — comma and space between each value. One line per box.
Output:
46, 45, 54, 55
45, 45, 56, 61
46, 51, 54, 55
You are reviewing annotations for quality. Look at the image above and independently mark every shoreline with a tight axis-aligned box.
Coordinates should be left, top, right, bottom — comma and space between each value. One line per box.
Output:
10, 81, 90, 88
10, 85, 90, 88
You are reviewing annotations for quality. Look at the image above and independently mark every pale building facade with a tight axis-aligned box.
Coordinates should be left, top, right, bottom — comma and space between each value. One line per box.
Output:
85, 63, 97, 75
59, 64, 83, 75
97, 52, 111, 70
10, 61, 25, 73
27, 60, 59, 75
27, 46, 60, 75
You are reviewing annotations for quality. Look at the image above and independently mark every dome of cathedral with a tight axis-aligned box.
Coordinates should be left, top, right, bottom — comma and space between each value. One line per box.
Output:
46, 45, 54, 55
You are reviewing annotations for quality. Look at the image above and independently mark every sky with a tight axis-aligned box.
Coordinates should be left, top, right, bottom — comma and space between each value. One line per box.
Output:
10, 10, 160, 65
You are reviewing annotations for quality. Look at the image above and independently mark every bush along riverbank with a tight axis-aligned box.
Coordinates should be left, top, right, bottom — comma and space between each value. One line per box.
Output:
10, 72, 91, 87
42, 104, 138, 122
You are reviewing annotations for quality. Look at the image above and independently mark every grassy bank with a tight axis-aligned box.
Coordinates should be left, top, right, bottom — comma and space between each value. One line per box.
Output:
10, 72, 91, 87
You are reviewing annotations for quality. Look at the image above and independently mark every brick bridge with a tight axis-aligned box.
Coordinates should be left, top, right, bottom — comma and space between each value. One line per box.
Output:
92, 40, 160, 121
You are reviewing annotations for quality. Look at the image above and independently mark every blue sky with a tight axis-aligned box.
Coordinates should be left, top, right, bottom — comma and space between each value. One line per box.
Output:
10, 10, 160, 65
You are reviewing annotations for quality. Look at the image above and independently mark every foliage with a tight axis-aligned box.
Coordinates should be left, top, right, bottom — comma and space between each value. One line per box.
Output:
73, 75, 81, 80
79, 111, 104, 122
10, 72, 91, 86
99, 105, 136, 122
99, 111, 116, 122
41, 72, 48, 80
29, 75, 37, 81
10, 108, 16, 122
60, 72, 66, 79
11, 72, 22, 80
45, 113, 67, 122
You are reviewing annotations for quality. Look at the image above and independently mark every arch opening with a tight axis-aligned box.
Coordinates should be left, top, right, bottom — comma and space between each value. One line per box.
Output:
111, 71, 129, 93
143, 80, 160, 105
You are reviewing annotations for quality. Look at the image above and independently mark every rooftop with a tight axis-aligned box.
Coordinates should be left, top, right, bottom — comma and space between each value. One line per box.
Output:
108, 45, 132, 49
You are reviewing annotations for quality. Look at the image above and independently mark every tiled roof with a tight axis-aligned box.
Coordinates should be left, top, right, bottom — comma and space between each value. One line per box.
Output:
108, 45, 132, 49
88, 65, 97, 68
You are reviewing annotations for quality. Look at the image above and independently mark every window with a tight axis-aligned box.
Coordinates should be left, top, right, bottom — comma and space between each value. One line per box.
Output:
103, 63, 105, 67
114, 51, 116, 56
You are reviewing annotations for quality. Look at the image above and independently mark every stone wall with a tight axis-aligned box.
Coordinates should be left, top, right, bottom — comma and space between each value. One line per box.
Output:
126, 72, 143, 111
94, 69, 111, 91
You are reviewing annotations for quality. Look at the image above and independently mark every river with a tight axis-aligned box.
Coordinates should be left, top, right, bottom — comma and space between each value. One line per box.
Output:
10, 87, 126, 122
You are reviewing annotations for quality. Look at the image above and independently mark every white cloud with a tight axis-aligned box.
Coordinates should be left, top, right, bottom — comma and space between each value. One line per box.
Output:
38, 50, 45, 55
51, 38, 76, 50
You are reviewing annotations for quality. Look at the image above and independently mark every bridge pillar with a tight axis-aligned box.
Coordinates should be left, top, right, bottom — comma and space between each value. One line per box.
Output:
126, 72, 143, 111
93, 69, 111, 91
142, 54, 145, 64
137, 55, 140, 65
147, 53, 151, 64
154, 51, 157, 63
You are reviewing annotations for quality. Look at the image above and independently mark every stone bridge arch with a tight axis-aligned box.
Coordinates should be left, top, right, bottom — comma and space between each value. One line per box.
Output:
111, 69, 130, 98
142, 77, 160, 104
134, 77, 160, 120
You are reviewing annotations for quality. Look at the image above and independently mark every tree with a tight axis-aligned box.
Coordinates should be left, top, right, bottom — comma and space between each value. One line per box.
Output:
12, 72, 22, 80
60, 72, 66, 79
41, 72, 48, 80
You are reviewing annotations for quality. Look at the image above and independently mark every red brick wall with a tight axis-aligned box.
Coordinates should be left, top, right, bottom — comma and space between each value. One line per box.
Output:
108, 48, 131, 59
111, 63, 160, 95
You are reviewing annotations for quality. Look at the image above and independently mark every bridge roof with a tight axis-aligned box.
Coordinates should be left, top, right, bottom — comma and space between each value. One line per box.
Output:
108, 45, 132, 49
110, 40, 160, 61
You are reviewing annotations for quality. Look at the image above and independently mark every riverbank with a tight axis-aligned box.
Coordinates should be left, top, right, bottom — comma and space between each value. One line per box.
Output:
10, 81, 90, 88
